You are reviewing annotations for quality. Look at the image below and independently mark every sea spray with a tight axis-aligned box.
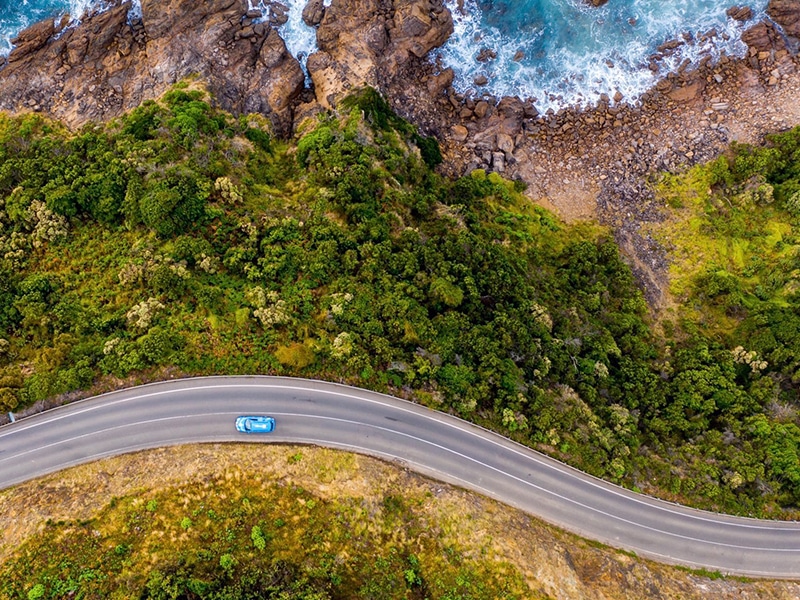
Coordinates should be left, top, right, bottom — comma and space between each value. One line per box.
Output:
439, 0, 769, 112
0, 0, 772, 112
128, 0, 142, 22
248, 0, 321, 76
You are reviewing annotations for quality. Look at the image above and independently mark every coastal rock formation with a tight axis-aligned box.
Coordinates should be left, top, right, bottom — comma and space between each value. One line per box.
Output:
740, 0, 798, 88
302, 0, 326, 27
306, 0, 453, 109
0, 0, 304, 133
769, 0, 800, 40
0, 0, 454, 132
743, 0, 800, 58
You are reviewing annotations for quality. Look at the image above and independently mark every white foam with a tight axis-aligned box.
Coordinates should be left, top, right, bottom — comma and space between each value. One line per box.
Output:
248, 0, 318, 76
277, 0, 318, 67
127, 0, 142, 22
68, 0, 97, 19
439, 0, 770, 112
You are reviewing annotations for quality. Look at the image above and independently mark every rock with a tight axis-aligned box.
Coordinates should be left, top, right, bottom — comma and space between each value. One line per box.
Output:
427, 67, 454, 96
658, 39, 683, 53
394, 0, 453, 57
473, 74, 488, 86
513, 50, 525, 61
8, 18, 55, 62
769, 0, 800, 37
476, 48, 497, 63
584, 0, 608, 6
743, 22, 771, 51
496, 132, 514, 154
451, 124, 469, 142
491, 151, 505, 172
726, 6, 753, 22
307, 0, 453, 109
668, 81, 703, 102
269, 3, 289, 27
655, 79, 672, 93
364, 22, 389, 53
0, 0, 305, 134
522, 101, 539, 118
613, 90, 623, 103
742, 15, 792, 55
402, 4, 431, 37
474, 100, 489, 118
497, 96, 524, 118
302, 0, 325, 27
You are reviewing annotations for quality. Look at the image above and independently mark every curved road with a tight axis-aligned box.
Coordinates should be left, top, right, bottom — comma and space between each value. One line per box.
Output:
1, 376, 799, 578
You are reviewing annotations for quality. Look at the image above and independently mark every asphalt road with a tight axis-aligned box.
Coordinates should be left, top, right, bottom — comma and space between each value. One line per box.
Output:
1, 376, 799, 578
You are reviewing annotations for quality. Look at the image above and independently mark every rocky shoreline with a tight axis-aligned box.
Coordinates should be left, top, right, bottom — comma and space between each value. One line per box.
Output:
1, 0, 799, 307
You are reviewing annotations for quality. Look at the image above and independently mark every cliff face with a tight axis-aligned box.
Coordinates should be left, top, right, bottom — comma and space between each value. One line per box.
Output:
0, 0, 453, 132
0, 0, 305, 133
306, 0, 452, 109
769, 0, 800, 39
740, 0, 800, 57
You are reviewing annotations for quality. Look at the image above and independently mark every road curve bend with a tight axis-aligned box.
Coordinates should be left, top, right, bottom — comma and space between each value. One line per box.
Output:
1, 376, 799, 578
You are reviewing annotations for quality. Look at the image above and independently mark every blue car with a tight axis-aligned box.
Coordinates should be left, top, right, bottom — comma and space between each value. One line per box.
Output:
235, 415, 276, 433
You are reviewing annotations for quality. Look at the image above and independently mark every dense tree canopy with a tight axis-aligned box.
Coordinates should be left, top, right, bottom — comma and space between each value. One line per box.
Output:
1, 84, 800, 515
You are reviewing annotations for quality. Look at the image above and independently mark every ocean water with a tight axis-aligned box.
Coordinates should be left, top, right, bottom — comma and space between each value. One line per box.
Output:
247, 0, 318, 64
440, 0, 769, 111
1, 0, 769, 111
0, 0, 96, 55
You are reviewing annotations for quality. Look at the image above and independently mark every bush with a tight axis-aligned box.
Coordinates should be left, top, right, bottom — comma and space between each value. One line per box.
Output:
139, 169, 209, 237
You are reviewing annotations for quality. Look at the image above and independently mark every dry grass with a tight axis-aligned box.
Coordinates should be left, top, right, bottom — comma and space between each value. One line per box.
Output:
2, 445, 800, 599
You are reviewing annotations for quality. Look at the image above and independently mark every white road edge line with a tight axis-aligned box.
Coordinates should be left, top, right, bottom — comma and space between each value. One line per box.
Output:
5, 408, 799, 552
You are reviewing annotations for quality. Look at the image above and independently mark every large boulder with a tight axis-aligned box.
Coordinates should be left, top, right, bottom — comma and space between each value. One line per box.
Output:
302, 0, 326, 27
769, 0, 800, 39
743, 0, 800, 55
0, 0, 304, 134
307, 0, 453, 109
7, 18, 57, 62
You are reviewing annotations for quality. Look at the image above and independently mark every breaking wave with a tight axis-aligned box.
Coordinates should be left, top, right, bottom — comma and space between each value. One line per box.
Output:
1, 0, 771, 113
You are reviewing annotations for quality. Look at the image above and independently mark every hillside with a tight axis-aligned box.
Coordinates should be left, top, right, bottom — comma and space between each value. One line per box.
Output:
1, 85, 799, 520
2, 445, 800, 599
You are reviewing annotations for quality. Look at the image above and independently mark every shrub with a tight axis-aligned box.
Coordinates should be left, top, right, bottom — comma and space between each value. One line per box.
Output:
139, 170, 210, 237
27, 584, 45, 600
274, 343, 315, 369
250, 525, 266, 551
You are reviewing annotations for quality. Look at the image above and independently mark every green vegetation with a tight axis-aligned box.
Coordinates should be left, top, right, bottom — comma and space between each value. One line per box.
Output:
648, 126, 800, 513
2, 82, 800, 519
0, 450, 530, 599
